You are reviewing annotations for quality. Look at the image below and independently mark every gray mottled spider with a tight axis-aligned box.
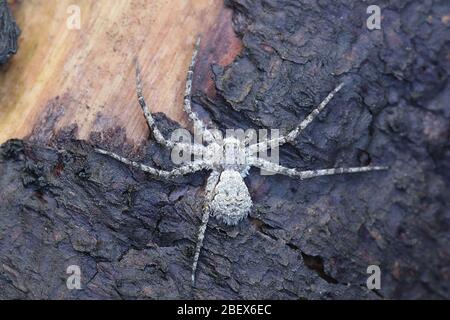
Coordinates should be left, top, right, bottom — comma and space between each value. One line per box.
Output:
95, 38, 388, 285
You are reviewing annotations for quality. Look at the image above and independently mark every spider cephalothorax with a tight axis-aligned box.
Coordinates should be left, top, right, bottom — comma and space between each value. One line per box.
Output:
202, 136, 250, 173
95, 38, 388, 285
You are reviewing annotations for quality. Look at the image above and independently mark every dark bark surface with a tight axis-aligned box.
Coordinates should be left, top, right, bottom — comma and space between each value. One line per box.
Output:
0, 0, 19, 64
0, 0, 449, 299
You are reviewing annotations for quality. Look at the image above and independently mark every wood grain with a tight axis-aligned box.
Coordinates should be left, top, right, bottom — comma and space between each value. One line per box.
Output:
0, 0, 230, 145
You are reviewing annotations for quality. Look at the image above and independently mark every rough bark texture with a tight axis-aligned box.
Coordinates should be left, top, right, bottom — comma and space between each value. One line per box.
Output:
0, 0, 19, 65
0, 0, 449, 299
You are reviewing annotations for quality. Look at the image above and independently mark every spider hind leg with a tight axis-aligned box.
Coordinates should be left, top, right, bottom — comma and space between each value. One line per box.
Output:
191, 171, 221, 285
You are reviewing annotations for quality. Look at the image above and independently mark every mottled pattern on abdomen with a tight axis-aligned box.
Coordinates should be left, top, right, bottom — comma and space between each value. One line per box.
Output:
210, 170, 252, 225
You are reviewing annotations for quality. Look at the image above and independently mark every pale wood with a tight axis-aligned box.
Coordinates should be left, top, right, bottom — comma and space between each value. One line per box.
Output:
0, 0, 225, 145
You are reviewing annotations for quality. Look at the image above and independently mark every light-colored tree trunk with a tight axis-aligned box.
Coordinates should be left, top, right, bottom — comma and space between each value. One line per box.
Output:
0, 0, 239, 146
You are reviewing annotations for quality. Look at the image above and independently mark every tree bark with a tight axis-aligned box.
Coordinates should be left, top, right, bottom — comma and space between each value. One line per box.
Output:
0, 0, 449, 299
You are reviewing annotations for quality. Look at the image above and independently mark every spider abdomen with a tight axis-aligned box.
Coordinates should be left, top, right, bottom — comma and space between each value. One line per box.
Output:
210, 170, 252, 225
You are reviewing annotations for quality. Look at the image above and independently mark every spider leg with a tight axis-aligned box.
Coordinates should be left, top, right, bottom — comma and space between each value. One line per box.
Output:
191, 170, 220, 285
250, 157, 388, 180
135, 59, 177, 149
136, 60, 207, 158
184, 37, 216, 143
244, 129, 257, 146
249, 83, 345, 154
95, 148, 207, 178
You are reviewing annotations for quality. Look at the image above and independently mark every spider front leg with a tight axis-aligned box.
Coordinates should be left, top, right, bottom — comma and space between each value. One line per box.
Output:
95, 148, 208, 179
183, 37, 216, 144
249, 83, 345, 154
135, 59, 176, 149
136, 59, 207, 157
191, 170, 220, 285
250, 157, 388, 180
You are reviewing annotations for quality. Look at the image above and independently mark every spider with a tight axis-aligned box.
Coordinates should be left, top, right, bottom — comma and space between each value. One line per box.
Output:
95, 38, 388, 285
